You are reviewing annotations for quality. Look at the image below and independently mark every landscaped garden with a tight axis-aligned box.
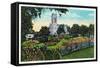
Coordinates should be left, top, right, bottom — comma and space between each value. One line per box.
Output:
21, 7, 95, 62
21, 35, 94, 61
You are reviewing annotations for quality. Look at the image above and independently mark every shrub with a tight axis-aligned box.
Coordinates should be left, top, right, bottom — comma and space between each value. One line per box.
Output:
21, 40, 47, 61
21, 40, 34, 48
48, 35, 54, 41
37, 36, 48, 42
44, 49, 62, 60
48, 35, 59, 42
64, 35, 71, 40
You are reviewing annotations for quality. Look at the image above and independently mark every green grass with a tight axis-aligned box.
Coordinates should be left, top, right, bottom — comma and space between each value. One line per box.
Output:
47, 39, 67, 49
62, 46, 94, 59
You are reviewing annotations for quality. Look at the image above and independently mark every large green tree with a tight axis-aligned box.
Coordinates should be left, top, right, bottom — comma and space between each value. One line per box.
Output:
70, 24, 80, 37
80, 25, 89, 36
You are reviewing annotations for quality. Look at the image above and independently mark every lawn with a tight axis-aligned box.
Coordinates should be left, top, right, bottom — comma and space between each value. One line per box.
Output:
62, 46, 94, 59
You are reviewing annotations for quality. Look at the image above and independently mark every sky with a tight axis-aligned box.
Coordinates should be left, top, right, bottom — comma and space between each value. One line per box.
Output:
32, 7, 96, 32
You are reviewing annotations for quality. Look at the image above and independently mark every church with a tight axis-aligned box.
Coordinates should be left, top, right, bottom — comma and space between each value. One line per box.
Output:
49, 13, 69, 35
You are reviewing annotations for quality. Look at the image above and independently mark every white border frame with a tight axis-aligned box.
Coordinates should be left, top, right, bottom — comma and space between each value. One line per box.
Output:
19, 4, 96, 64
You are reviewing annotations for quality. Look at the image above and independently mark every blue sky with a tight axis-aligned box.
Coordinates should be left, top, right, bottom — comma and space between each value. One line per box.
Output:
32, 7, 96, 31
66, 9, 95, 20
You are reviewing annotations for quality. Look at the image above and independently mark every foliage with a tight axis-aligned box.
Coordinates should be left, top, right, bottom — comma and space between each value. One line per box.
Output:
21, 36, 93, 61
69, 24, 94, 37
33, 26, 50, 42
21, 40, 34, 48
64, 35, 71, 40
51, 49, 62, 59
43, 49, 61, 60
48, 39, 67, 49
21, 40, 62, 61
88, 24, 94, 35
48, 35, 60, 43
39, 26, 50, 36
48, 35, 54, 41
57, 24, 65, 34
21, 7, 34, 41
80, 25, 89, 36
49, 8, 68, 16
37, 36, 48, 43
70, 24, 80, 37
21, 40, 47, 61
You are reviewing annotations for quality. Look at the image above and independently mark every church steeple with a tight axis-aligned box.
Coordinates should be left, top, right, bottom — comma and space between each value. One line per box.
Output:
49, 13, 59, 35
51, 13, 57, 24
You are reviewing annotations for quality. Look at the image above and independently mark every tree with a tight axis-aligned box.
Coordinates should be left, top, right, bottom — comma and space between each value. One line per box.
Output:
88, 24, 94, 35
36, 26, 49, 42
39, 26, 50, 36
70, 24, 80, 37
80, 25, 89, 36
21, 7, 39, 41
57, 24, 65, 34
